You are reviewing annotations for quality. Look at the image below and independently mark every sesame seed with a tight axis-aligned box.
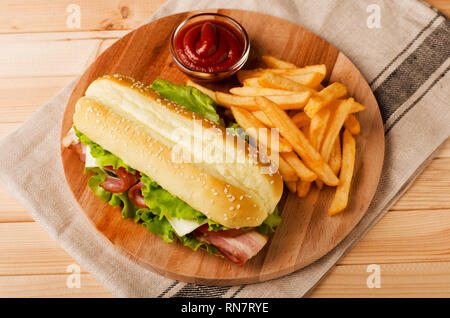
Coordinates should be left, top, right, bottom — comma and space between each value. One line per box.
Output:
229, 207, 235, 211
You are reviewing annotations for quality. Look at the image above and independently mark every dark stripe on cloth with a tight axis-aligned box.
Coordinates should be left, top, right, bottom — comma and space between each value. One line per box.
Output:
369, 13, 439, 86
230, 285, 246, 298
374, 18, 450, 124
157, 281, 179, 298
385, 65, 450, 135
172, 283, 232, 298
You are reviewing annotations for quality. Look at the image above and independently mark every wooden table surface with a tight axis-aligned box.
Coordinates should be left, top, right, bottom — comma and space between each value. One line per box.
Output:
0, 0, 449, 298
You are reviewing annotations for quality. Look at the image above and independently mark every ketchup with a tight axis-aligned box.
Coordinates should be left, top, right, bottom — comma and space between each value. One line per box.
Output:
173, 20, 245, 73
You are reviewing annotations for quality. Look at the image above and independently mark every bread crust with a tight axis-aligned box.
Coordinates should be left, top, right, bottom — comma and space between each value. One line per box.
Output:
72, 76, 283, 228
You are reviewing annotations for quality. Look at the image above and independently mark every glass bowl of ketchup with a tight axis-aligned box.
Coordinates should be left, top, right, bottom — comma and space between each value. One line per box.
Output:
170, 13, 250, 81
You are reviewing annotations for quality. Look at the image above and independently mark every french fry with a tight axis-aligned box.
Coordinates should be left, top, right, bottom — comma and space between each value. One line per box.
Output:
230, 106, 292, 152
215, 91, 311, 110
329, 136, 342, 176
186, 80, 217, 102
229, 86, 298, 96
255, 96, 338, 186
296, 180, 311, 197
262, 55, 297, 69
245, 73, 323, 89
257, 73, 318, 94
344, 114, 361, 135
243, 77, 264, 87
237, 65, 326, 81
304, 82, 347, 117
286, 72, 324, 89
328, 129, 356, 215
252, 111, 274, 127
281, 152, 317, 182
291, 112, 311, 128
309, 107, 331, 151
276, 154, 299, 182
285, 181, 297, 193
320, 98, 365, 163
309, 106, 331, 190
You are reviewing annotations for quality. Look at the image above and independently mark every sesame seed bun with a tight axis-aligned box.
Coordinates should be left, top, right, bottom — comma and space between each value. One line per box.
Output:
72, 76, 283, 228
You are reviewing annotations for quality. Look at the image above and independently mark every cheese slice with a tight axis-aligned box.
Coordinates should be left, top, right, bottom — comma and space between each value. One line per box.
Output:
84, 145, 98, 168
166, 217, 206, 237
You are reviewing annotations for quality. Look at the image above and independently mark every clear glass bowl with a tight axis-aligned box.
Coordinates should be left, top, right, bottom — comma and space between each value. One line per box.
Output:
169, 13, 250, 82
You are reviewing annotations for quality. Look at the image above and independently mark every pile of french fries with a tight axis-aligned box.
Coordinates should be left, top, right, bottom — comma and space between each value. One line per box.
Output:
186, 55, 365, 215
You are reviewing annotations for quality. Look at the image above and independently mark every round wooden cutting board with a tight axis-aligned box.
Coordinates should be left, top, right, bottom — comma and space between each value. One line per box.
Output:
61, 9, 384, 285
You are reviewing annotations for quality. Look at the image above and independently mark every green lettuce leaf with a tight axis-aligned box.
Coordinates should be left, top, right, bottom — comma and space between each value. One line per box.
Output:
137, 208, 175, 243
255, 207, 282, 235
136, 208, 218, 254
139, 174, 205, 223
150, 78, 221, 124
86, 168, 139, 221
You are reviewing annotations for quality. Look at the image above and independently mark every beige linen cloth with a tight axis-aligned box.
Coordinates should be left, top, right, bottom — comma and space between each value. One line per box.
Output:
0, 0, 449, 297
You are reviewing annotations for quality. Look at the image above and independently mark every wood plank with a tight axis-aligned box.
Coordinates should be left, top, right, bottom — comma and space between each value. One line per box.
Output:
392, 158, 450, 210
0, 223, 88, 275
0, 209, 448, 276
0, 261, 448, 297
0, 0, 167, 34
0, 273, 112, 297
0, 37, 101, 77
0, 76, 74, 108
309, 261, 450, 297
0, 30, 128, 41
0, 0, 447, 35
0, 123, 20, 138
341, 209, 450, 265
0, 186, 33, 222
0, 76, 74, 123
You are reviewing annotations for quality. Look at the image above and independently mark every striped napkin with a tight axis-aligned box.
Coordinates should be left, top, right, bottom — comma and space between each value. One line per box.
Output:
0, 0, 448, 297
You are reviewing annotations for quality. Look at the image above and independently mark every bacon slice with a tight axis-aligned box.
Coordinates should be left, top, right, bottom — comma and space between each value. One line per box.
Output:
63, 128, 87, 163
194, 225, 268, 266
100, 166, 138, 193
69, 142, 87, 163
128, 182, 148, 208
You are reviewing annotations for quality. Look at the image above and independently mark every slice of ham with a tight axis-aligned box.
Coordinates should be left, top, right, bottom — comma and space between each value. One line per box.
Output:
194, 224, 268, 266
100, 166, 138, 193
69, 142, 87, 163
63, 129, 87, 163
128, 182, 148, 208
